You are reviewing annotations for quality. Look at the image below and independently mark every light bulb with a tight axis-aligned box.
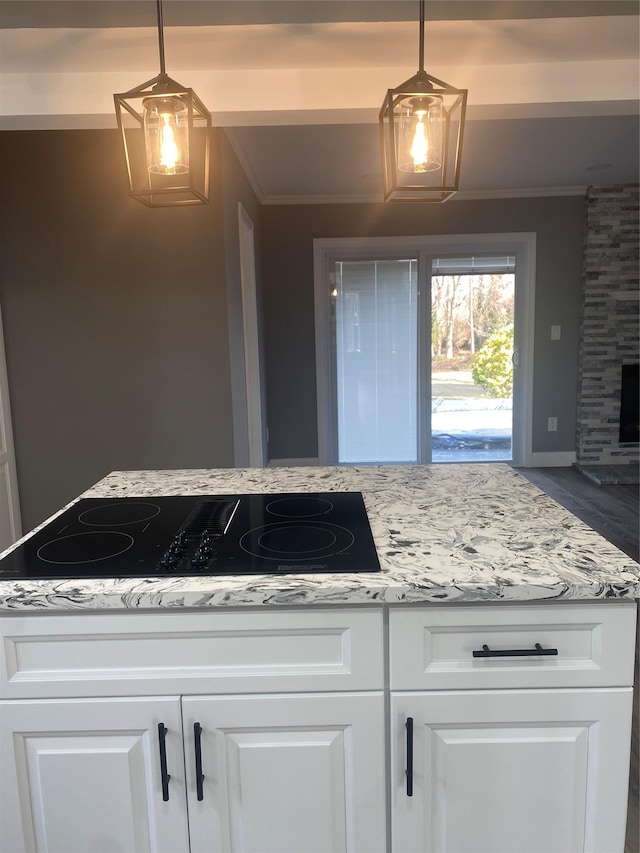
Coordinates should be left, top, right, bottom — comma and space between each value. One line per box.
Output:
159, 114, 180, 172
396, 96, 444, 174
143, 96, 189, 176
410, 111, 428, 172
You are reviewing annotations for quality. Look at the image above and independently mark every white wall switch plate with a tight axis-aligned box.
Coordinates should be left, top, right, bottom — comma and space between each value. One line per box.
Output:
548, 417, 558, 431
551, 325, 561, 340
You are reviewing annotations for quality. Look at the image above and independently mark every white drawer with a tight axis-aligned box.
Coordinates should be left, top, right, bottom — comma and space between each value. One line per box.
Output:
389, 602, 637, 690
0, 607, 384, 699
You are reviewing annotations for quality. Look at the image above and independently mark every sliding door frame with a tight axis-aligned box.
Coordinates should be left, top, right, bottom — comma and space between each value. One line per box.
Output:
313, 233, 536, 467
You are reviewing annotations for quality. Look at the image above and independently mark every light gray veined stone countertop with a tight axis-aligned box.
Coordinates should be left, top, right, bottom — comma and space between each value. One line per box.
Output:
0, 464, 638, 611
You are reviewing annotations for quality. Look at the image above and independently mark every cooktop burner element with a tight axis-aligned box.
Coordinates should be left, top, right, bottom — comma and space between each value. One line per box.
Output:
78, 502, 161, 527
0, 492, 381, 580
265, 496, 334, 518
37, 531, 135, 564
240, 521, 354, 560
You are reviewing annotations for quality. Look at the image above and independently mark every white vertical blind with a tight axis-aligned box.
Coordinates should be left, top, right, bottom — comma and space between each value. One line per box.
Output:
334, 259, 417, 463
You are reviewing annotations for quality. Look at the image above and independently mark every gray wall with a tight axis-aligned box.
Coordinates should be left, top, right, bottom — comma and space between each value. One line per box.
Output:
0, 128, 235, 530
260, 197, 586, 460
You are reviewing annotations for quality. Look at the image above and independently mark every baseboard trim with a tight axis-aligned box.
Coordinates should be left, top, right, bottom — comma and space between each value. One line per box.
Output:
528, 451, 577, 467
268, 457, 321, 468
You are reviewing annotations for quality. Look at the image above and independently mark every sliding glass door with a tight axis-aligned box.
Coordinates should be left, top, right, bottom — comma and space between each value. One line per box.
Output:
314, 235, 534, 467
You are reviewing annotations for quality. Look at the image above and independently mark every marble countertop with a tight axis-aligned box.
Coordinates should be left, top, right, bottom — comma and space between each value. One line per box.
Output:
0, 464, 638, 611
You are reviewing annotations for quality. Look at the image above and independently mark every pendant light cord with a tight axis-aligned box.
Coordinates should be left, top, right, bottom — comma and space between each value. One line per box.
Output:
156, 0, 166, 75
418, 0, 425, 73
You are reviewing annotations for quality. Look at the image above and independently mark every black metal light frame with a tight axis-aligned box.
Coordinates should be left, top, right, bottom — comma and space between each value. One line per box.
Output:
379, 0, 467, 202
114, 0, 211, 207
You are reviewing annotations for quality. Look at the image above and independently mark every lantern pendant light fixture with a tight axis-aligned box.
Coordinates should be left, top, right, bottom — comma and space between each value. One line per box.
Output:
114, 0, 211, 207
379, 0, 467, 202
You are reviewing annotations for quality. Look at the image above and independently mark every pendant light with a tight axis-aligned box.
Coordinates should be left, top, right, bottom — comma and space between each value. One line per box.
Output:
379, 0, 467, 202
114, 0, 211, 207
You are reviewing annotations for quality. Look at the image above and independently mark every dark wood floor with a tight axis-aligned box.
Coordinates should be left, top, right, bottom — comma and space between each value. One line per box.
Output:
514, 466, 639, 853
515, 466, 639, 562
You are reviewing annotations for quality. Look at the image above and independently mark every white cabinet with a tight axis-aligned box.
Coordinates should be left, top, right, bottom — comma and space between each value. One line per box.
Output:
0, 601, 636, 853
389, 602, 637, 853
391, 689, 632, 853
183, 693, 385, 853
0, 608, 386, 853
0, 697, 189, 853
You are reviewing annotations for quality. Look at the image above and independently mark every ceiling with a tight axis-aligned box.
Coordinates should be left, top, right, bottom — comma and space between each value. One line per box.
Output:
1, 0, 638, 203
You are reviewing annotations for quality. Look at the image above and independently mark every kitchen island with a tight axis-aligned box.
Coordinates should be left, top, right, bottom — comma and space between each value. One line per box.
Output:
0, 464, 638, 853
1, 463, 638, 609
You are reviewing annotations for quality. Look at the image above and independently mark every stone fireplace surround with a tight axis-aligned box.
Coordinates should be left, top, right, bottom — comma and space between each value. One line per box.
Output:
576, 184, 639, 485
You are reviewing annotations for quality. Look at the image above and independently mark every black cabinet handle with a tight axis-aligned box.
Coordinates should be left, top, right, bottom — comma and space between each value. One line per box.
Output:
194, 722, 205, 801
472, 642, 558, 658
405, 717, 413, 797
158, 723, 171, 801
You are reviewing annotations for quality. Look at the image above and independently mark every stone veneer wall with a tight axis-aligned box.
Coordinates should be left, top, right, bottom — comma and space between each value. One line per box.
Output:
576, 184, 639, 467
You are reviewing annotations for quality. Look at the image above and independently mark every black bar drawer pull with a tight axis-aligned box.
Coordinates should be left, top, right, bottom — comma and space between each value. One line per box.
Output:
473, 642, 559, 658
405, 717, 414, 797
158, 723, 171, 801
194, 722, 205, 801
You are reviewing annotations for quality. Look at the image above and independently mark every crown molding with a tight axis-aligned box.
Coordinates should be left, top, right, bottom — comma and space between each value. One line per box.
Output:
260, 186, 589, 205
452, 186, 589, 201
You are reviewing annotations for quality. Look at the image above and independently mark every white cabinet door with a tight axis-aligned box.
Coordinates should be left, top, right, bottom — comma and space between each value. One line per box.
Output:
391, 688, 633, 853
0, 697, 190, 853
183, 692, 386, 853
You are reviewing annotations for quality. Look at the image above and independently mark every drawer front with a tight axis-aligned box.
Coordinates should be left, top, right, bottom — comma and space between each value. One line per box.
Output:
389, 602, 637, 690
0, 607, 384, 699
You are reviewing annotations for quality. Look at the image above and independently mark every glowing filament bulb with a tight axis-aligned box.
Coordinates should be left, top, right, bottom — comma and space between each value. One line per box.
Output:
410, 111, 428, 172
143, 96, 189, 176
159, 114, 180, 173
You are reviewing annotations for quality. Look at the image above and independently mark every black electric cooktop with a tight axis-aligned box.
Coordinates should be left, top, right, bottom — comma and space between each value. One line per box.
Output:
0, 493, 381, 580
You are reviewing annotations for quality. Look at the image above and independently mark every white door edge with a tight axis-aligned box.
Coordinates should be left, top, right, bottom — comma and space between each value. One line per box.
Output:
0, 305, 21, 547
238, 203, 265, 468
313, 240, 334, 465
